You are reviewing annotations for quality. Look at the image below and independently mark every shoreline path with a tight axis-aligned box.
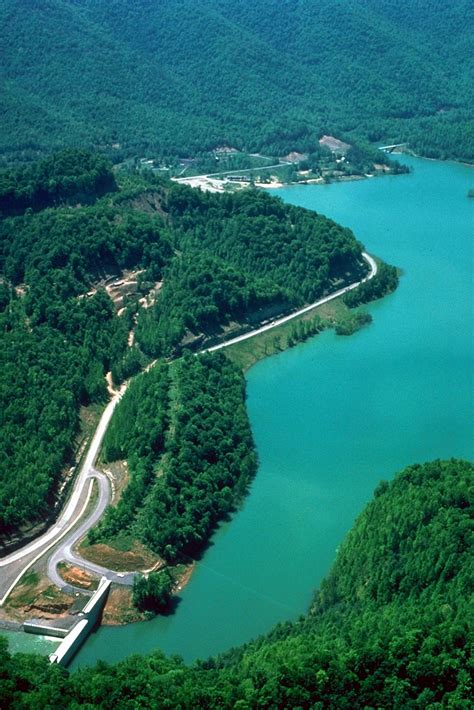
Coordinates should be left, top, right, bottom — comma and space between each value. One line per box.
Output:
0, 253, 377, 601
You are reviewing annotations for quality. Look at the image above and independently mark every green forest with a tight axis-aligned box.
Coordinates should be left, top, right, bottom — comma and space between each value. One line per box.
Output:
0, 150, 369, 537
1, 459, 472, 707
0, 1, 472, 164
0, 3, 471, 707
93, 352, 257, 562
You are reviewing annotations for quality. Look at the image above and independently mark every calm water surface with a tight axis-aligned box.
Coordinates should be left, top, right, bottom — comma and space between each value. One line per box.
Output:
69, 156, 473, 668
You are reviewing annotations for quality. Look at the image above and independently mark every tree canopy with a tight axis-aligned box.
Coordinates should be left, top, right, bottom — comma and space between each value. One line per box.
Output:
1, 459, 471, 708
0, 151, 369, 536
0, 1, 472, 164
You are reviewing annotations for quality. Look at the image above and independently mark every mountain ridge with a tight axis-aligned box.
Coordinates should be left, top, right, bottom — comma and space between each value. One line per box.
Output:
1, 0, 472, 163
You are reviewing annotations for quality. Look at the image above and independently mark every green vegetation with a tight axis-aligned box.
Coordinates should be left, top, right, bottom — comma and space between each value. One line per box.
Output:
0, 5, 470, 700
175, 142, 408, 186
343, 262, 399, 308
0, 150, 116, 216
286, 314, 324, 348
1, 150, 370, 538
136, 184, 367, 357
0, 155, 171, 535
92, 353, 257, 564
0, 1, 472, 164
224, 295, 378, 371
132, 570, 174, 613
1, 459, 471, 707
224, 301, 341, 371
335, 310, 373, 336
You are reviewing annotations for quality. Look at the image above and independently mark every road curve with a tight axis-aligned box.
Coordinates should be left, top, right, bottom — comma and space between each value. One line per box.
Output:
205, 253, 377, 353
0, 384, 128, 604
48, 471, 136, 590
0, 253, 377, 598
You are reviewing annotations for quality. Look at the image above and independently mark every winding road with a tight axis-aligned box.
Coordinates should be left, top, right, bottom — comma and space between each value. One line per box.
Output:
0, 384, 128, 603
0, 253, 377, 600
205, 252, 377, 352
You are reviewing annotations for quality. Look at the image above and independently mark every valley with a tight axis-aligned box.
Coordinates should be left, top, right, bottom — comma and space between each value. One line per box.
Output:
0, 2, 472, 707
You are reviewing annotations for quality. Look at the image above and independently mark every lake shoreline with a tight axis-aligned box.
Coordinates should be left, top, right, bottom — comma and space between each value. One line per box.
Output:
5, 154, 473, 666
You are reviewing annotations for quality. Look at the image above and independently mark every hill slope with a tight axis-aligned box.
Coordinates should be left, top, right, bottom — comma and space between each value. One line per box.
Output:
1, 0, 472, 162
0, 150, 368, 537
1, 459, 472, 707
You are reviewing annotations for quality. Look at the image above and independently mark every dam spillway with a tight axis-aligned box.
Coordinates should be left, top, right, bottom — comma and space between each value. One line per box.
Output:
49, 576, 110, 667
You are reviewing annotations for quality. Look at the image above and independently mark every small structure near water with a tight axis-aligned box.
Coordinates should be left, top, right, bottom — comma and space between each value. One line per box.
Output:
23, 620, 69, 639
45, 576, 111, 667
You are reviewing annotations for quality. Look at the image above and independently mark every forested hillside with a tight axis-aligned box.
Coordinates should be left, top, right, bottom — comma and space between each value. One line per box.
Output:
1, 0, 472, 163
1, 459, 471, 707
0, 150, 367, 537
135, 184, 366, 356
93, 352, 257, 562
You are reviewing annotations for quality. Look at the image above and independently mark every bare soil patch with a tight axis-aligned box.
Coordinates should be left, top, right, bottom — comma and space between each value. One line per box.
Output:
174, 563, 195, 593
79, 540, 162, 572
102, 586, 145, 625
4, 571, 79, 622
57, 563, 99, 591
319, 135, 351, 152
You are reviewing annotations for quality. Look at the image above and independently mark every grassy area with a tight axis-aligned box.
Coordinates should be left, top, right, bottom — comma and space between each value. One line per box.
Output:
79, 537, 161, 572
224, 297, 359, 371
78, 402, 104, 441
8, 571, 41, 607
85, 477, 99, 514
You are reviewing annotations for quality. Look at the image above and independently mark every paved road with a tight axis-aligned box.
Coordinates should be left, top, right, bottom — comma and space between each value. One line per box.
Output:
48, 471, 136, 590
205, 253, 377, 353
0, 384, 127, 604
174, 161, 292, 182
0, 253, 377, 598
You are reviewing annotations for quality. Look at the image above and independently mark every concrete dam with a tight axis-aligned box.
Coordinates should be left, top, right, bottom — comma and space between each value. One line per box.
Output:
44, 576, 111, 667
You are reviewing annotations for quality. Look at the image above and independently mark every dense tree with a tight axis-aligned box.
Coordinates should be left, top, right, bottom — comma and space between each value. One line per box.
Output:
136, 184, 367, 357
343, 262, 399, 308
0, 150, 117, 215
0, 460, 471, 708
0, 156, 172, 535
0, 151, 384, 542
0, 2, 472, 164
93, 353, 257, 563
132, 570, 174, 612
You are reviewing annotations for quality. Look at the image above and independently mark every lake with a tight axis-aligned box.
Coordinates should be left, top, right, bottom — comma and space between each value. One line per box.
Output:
21, 155, 474, 667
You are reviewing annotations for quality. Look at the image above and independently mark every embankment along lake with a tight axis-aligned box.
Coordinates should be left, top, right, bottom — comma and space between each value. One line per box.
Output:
67, 155, 473, 667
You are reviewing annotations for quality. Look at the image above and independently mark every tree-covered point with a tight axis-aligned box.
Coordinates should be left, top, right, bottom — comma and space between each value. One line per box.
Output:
92, 352, 257, 564
0, 147, 388, 539
1, 459, 471, 707
136, 185, 367, 357
132, 570, 174, 613
0, 1, 472, 164
343, 262, 399, 308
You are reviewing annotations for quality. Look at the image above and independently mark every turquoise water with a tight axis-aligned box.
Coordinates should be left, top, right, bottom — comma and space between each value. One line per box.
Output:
71, 156, 473, 669
2, 628, 60, 656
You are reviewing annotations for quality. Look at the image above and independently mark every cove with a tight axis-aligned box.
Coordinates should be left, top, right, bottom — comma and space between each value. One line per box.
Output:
70, 155, 473, 668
